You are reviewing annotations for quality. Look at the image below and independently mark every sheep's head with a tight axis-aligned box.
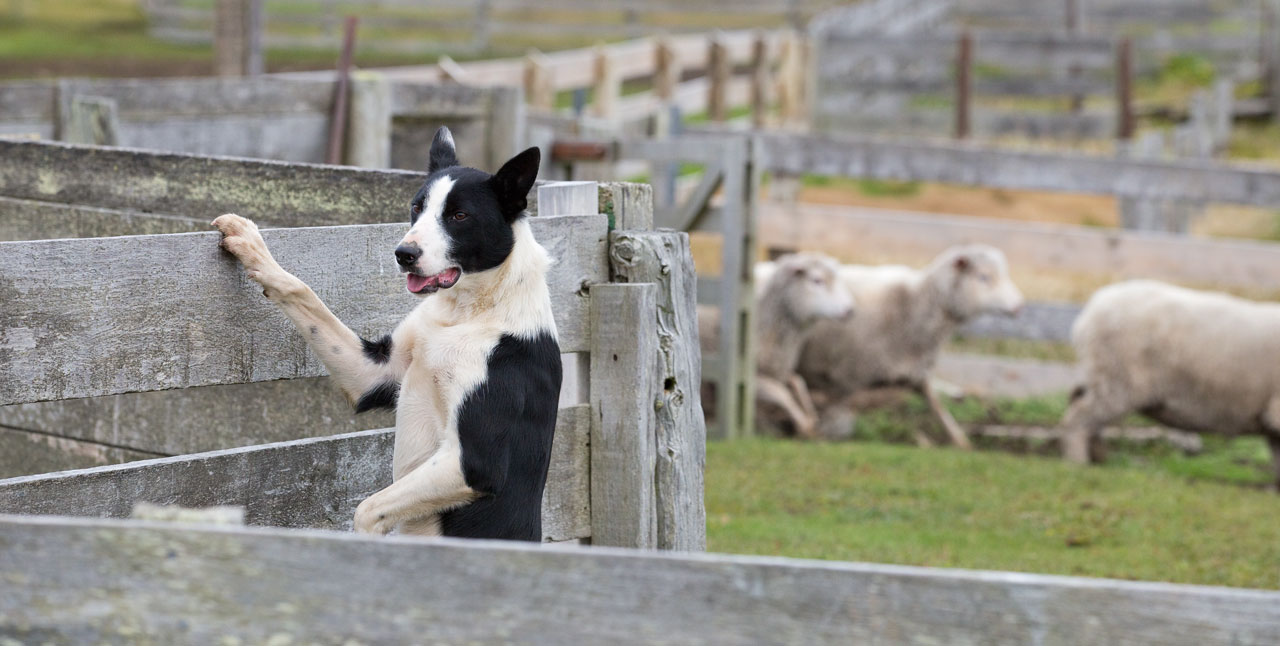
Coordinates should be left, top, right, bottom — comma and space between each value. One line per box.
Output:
770, 252, 855, 326
931, 245, 1024, 322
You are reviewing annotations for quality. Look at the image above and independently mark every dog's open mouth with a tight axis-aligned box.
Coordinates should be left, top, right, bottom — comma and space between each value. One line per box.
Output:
406, 267, 461, 294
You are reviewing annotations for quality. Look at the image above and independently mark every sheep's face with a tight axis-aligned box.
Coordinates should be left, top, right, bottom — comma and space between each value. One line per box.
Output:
942, 247, 1024, 321
777, 254, 855, 325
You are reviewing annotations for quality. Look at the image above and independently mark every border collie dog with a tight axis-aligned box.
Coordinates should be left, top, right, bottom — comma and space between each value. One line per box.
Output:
213, 127, 561, 541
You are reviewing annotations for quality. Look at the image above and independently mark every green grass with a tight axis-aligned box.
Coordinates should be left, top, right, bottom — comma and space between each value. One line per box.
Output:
801, 174, 922, 198
707, 438, 1280, 588
947, 336, 1077, 362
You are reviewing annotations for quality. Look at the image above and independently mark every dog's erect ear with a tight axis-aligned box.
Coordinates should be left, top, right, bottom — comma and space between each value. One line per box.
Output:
427, 127, 459, 174
490, 147, 541, 219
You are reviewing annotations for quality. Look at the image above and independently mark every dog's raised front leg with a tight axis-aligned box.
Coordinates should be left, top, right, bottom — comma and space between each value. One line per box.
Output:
213, 214, 412, 409
353, 448, 479, 535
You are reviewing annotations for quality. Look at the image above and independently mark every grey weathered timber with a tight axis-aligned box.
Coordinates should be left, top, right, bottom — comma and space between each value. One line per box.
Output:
609, 231, 707, 551
589, 283, 659, 549
63, 95, 119, 146
756, 131, 1280, 207
0, 196, 208, 241
0, 426, 160, 479
961, 302, 1080, 343
0, 215, 607, 405
599, 179, 655, 230
5, 514, 1280, 645
537, 181, 599, 217
0, 378, 393, 475
1, 77, 517, 169
0, 404, 592, 542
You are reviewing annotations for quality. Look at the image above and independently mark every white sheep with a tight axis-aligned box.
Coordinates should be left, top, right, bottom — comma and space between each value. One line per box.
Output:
1062, 280, 1280, 486
798, 245, 1024, 447
753, 253, 854, 437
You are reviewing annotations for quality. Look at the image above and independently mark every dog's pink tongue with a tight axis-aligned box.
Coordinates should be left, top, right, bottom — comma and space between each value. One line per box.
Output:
407, 273, 434, 292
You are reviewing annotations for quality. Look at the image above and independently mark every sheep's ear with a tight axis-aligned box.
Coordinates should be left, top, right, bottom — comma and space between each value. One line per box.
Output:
427, 127, 458, 173
491, 146, 541, 219
953, 255, 971, 272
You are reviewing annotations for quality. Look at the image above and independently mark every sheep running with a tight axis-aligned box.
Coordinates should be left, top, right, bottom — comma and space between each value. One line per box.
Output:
798, 245, 1024, 447
753, 253, 854, 437
1062, 280, 1280, 487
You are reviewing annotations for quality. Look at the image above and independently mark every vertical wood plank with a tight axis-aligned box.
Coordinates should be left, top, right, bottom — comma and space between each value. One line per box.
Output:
654, 37, 680, 103
590, 43, 620, 121
707, 35, 730, 122
750, 32, 770, 128
1116, 37, 1134, 140
609, 231, 707, 551
524, 49, 554, 110
214, 0, 261, 77
485, 86, 523, 170
589, 283, 659, 549
345, 71, 392, 168
538, 181, 599, 218
954, 31, 972, 140
65, 96, 119, 146
777, 31, 804, 126
600, 181, 654, 231
325, 15, 358, 166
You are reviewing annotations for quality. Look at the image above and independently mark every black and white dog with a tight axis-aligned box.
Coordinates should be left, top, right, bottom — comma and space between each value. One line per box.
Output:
213, 127, 561, 541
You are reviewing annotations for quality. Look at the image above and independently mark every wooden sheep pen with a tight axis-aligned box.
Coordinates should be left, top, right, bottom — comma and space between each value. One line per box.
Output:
0, 75, 522, 171
1, 141, 1280, 644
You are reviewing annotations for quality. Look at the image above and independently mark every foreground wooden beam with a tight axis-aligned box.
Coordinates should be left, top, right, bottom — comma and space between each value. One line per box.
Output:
1, 515, 1277, 644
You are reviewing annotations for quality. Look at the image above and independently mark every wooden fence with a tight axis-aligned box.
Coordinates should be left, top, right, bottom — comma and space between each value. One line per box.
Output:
0, 142, 705, 546
1, 513, 1279, 642
143, 0, 840, 55
0, 75, 521, 171
810, 0, 1266, 141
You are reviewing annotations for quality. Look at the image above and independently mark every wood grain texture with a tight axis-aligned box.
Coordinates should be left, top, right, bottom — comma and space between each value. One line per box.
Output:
0, 404, 591, 541
757, 131, 1280, 206
609, 231, 707, 551
589, 283, 659, 548
2, 514, 1279, 645
0, 215, 607, 405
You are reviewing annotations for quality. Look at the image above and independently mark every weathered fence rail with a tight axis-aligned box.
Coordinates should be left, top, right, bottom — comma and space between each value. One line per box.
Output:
0, 76, 520, 170
144, 0, 838, 54
2, 514, 1278, 644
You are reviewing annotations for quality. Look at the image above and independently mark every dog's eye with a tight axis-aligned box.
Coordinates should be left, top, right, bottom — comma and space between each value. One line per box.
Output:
410, 203, 422, 214
451, 211, 468, 221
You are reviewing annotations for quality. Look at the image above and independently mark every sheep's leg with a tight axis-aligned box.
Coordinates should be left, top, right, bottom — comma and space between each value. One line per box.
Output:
1060, 384, 1126, 464
787, 375, 820, 423
757, 376, 818, 438
920, 379, 972, 450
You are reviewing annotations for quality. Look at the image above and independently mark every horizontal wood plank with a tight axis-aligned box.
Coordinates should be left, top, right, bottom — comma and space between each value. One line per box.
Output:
0, 403, 591, 541
0, 215, 607, 405
1, 515, 1278, 644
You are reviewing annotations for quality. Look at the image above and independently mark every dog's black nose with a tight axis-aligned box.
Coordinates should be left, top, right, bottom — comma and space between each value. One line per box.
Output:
395, 244, 422, 267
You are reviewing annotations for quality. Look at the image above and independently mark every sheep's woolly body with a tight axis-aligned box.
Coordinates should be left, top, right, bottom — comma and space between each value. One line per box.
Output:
1070, 280, 1280, 437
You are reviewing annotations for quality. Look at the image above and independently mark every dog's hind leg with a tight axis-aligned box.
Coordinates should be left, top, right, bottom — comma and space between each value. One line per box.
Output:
353, 448, 478, 535
213, 214, 413, 408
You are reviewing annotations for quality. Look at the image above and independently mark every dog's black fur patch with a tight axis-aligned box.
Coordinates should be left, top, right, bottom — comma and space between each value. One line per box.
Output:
408, 147, 540, 275
361, 335, 393, 364
440, 332, 562, 541
355, 380, 399, 413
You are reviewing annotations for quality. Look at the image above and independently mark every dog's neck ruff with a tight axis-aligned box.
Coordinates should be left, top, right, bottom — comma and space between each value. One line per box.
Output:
430, 218, 557, 340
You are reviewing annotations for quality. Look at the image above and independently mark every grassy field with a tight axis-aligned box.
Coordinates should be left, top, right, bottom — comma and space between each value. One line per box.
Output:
706, 436, 1280, 589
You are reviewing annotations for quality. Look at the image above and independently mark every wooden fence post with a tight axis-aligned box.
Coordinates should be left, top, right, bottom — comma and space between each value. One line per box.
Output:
325, 16, 358, 166
955, 31, 972, 140
654, 37, 680, 104
524, 49, 554, 110
345, 71, 391, 168
1270, 0, 1280, 123
214, 0, 263, 77
64, 96, 120, 146
1065, 0, 1086, 113
591, 43, 620, 121
471, 0, 492, 53
589, 283, 659, 549
708, 34, 730, 122
777, 31, 805, 126
1116, 37, 1134, 140
608, 230, 707, 551
750, 32, 770, 128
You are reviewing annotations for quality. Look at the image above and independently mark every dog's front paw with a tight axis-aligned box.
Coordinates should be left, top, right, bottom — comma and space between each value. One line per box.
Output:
353, 496, 396, 536
212, 213, 273, 277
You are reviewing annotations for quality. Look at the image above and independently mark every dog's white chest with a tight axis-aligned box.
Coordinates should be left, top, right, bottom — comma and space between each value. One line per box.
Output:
391, 320, 499, 479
